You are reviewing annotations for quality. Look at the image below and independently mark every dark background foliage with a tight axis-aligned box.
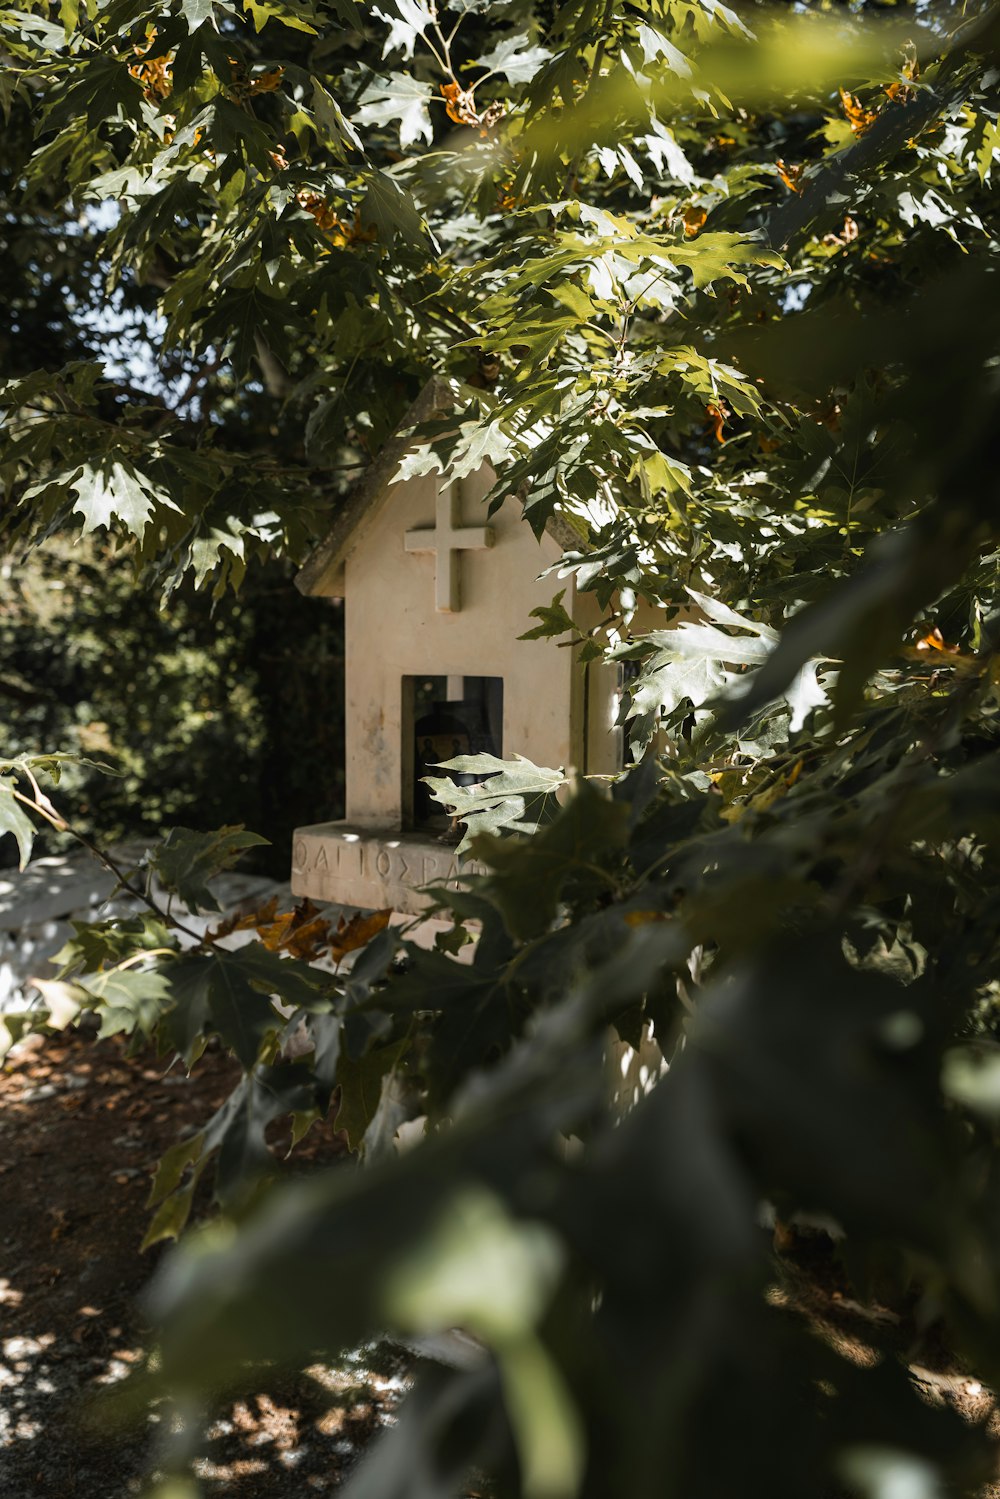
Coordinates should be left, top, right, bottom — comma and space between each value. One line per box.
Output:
0, 543, 344, 869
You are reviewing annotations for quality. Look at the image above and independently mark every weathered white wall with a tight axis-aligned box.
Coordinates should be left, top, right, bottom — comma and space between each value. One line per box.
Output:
341, 470, 608, 827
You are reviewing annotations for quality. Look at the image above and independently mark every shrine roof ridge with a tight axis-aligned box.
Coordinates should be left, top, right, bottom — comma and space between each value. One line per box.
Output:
295, 377, 582, 599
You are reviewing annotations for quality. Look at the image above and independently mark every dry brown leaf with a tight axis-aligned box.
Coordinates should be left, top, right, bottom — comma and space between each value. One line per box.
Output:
329, 908, 392, 965
249, 66, 285, 95
839, 86, 878, 137
441, 82, 479, 126
705, 401, 729, 444
775, 158, 802, 194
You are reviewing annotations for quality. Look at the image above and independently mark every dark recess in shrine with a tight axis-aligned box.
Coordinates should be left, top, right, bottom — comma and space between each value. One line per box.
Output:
404, 674, 503, 829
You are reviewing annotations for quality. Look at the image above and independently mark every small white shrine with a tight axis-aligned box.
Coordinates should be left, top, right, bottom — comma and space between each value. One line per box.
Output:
290, 381, 624, 915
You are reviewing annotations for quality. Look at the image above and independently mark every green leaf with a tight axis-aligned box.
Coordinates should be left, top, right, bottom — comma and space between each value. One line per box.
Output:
374, 0, 433, 60
164, 947, 282, 1068
423, 754, 568, 854
0, 776, 35, 869
147, 1131, 207, 1211
70, 460, 175, 543
152, 824, 269, 913
475, 34, 552, 84
52, 914, 176, 977
518, 589, 579, 642
334, 1039, 408, 1151
86, 967, 175, 1040
355, 73, 434, 150
211, 1062, 317, 1202
180, 0, 217, 27
244, 0, 318, 32
141, 1169, 208, 1251
311, 79, 363, 155
360, 169, 426, 242
24, 978, 87, 1032
469, 779, 630, 941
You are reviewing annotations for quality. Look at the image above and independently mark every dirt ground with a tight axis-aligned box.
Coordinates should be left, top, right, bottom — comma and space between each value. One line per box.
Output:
0, 1027, 407, 1499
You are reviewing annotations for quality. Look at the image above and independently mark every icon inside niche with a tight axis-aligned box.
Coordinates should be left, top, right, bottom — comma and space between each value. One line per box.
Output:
409, 675, 503, 832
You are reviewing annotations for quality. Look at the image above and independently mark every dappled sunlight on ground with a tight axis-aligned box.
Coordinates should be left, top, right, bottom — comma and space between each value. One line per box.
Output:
0, 1030, 405, 1496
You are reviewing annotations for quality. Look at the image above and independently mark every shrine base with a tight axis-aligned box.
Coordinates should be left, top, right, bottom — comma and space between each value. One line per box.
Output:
290, 821, 488, 915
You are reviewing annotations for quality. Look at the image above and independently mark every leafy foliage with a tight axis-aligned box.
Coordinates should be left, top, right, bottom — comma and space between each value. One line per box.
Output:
0, 539, 346, 865
5, 0, 1000, 1497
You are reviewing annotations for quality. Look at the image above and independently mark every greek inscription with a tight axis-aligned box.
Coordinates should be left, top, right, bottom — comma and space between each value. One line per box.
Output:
292, 837, 307, 872
314, 844, 328, 872
375, 848, 392, 878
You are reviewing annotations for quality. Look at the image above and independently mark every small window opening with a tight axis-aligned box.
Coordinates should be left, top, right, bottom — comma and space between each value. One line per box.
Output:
403, 675, 503, 830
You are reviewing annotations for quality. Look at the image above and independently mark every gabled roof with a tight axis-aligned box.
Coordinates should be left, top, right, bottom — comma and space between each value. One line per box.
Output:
294, 377, 581, 599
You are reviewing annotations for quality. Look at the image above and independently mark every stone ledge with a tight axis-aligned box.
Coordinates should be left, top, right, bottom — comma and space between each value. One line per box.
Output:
291, 822, 487, 915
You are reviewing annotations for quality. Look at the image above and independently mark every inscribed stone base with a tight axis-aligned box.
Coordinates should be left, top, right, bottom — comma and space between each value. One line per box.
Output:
291, 821, 487, 915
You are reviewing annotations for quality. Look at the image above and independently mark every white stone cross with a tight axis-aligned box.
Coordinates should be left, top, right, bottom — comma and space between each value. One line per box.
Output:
404, 483, 494, 613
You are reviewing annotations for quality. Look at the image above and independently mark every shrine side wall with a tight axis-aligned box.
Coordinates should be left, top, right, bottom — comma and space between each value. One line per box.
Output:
342, 473, 589, 827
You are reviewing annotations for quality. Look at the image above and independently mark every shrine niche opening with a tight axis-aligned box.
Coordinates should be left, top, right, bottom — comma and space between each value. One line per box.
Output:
402, 675, 503, 831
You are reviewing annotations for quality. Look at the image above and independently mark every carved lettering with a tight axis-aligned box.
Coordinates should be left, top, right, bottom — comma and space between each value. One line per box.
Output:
292, 838, 307, 872
314, 844, 328, 872
375, 848, 392, 878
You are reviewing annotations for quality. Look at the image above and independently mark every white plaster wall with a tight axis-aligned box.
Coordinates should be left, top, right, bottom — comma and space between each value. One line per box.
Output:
342, 472, 596, 826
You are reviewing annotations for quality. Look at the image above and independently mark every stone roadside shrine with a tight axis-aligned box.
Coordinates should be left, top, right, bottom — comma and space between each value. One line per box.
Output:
290, 379, 637, 918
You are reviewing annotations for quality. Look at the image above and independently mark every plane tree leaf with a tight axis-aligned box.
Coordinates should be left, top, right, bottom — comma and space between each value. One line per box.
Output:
150, 825, 269, 914
423, 754, 568, 853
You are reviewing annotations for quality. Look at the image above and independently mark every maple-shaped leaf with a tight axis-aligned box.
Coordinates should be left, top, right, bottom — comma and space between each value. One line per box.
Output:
518, 589, 578, 643
469, 778, 630, 942
355, 72, 433, 149
0, 776, 35, 870
330, 908, 392, 966
210, 897, 344, 962
84, 967, 174, 1041
258, 899, 335, 961
52, 914, 175, 976
623, 590, 830, 745
311, 79, 363, 158
334, 1039, 408, 1151
621, 598, 776, 735
450, 420, 513, 480
660, 233, 785, 290
70, 460, 176, 543
424, 754, 568, 854
475, 33, 552, 85
373, 0, 433, 59
163, 947, 281, 1067
635, 22, 693, 77
360, 169, 426, 243
208, 894, 282, 942
244, 0, 318, 33
151, 825, 269, 913
180, 0, 216, 25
